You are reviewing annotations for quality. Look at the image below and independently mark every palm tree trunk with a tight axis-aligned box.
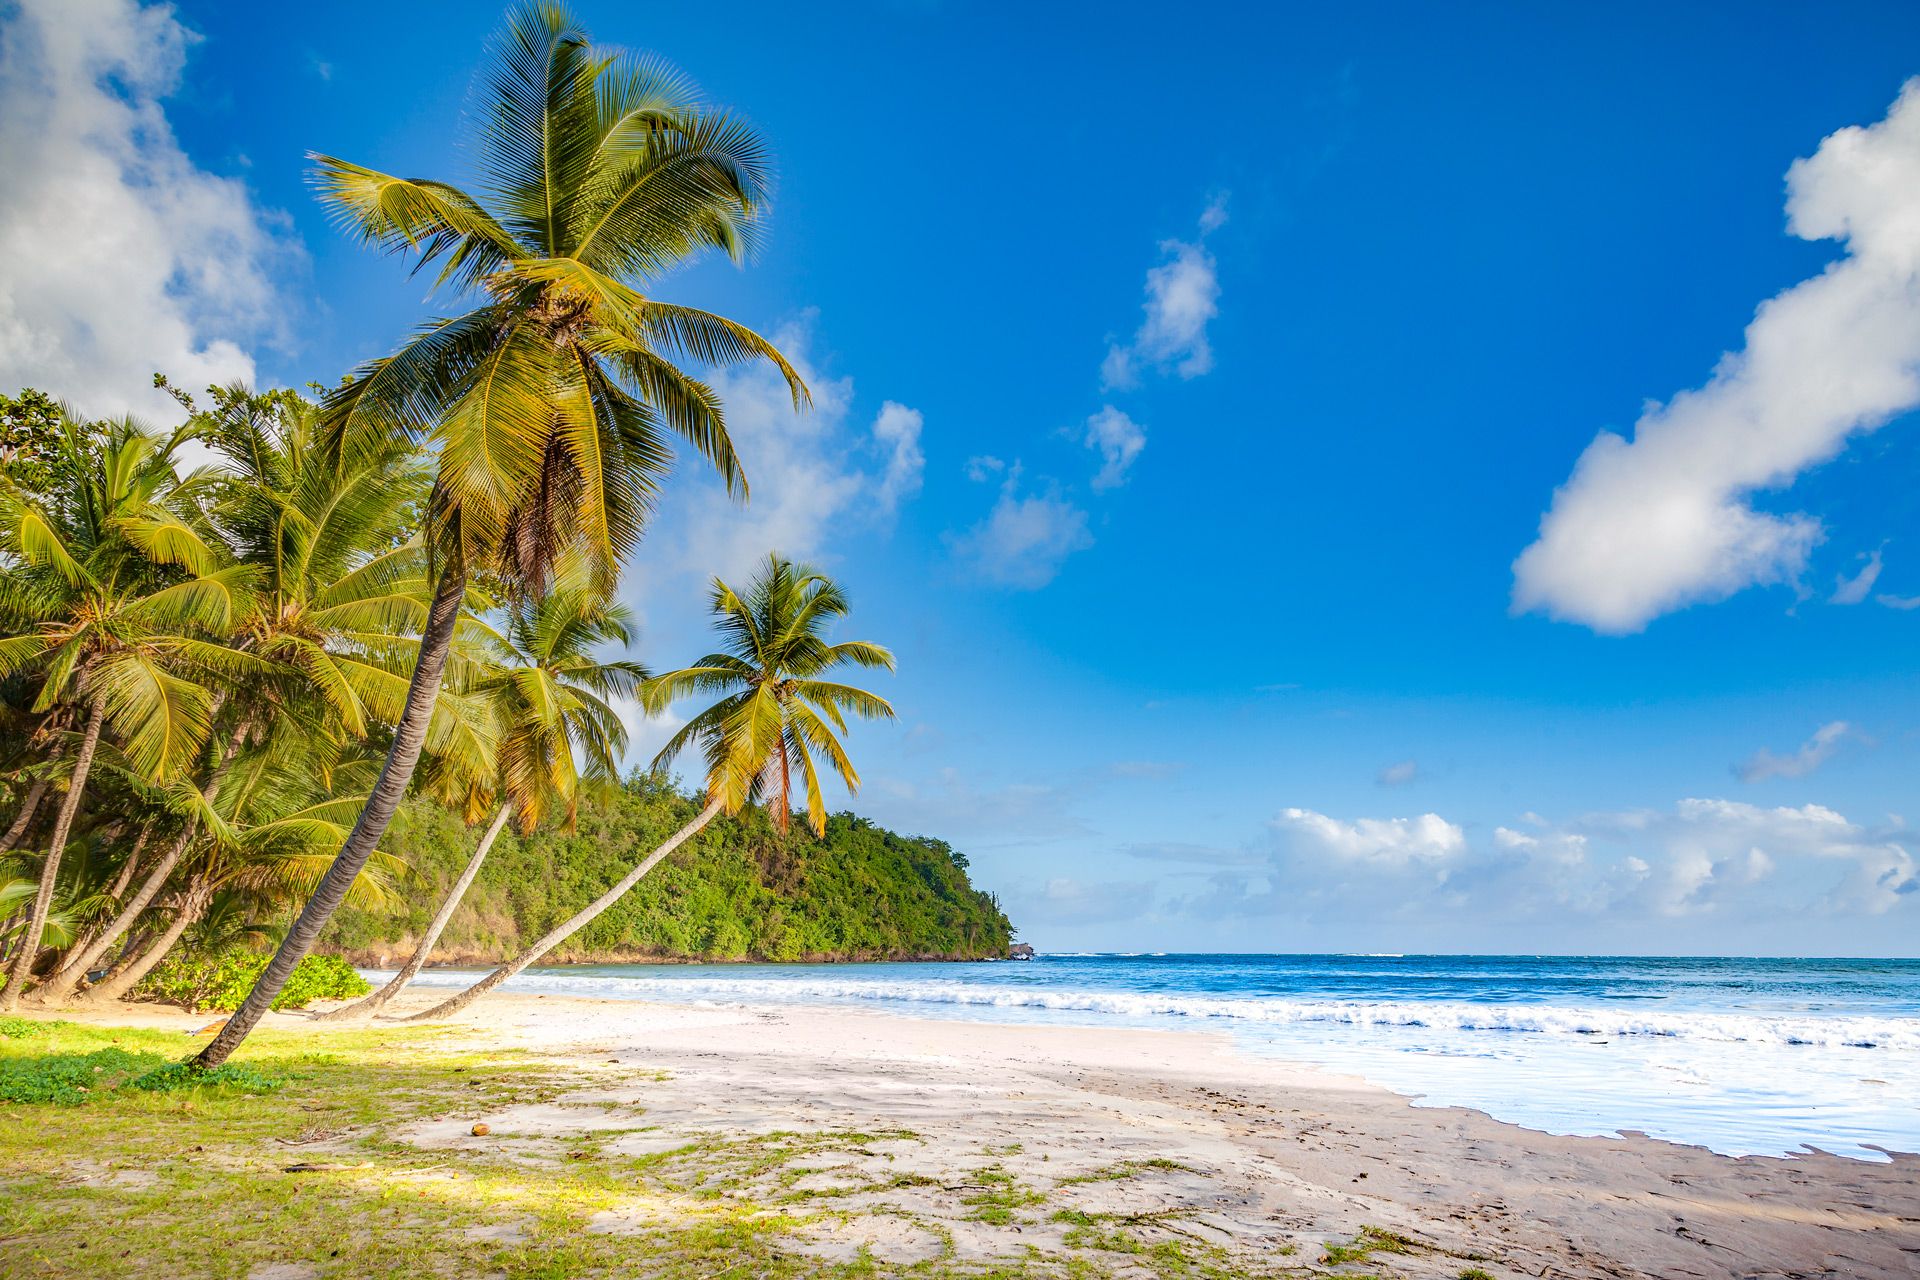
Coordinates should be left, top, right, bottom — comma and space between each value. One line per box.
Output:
1, 696, 105, 1011
316, 802, 512, 1021
406, 796, 722, 1022
44, 824, 151, 987
0, 772, 50, 854
78, 882, 211, 1006
36, 719, 251, 1006
194, 562, 467, 1068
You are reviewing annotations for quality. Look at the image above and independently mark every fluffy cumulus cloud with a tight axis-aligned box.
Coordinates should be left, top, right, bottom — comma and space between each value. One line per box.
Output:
1101, 196, 1228, 390
1272, 808, 1465, 864
1513, 80, 1920, 633
0, 0, 290, 423
1735, 721, 1851, 783
1194, 798, 1918, 933
647, 316, 927, 587
1081, 405, 1147, 491
949, 464, 1092, 589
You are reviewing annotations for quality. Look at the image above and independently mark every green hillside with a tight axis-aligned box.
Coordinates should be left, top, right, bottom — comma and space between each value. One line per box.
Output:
326, 775, 1014, 966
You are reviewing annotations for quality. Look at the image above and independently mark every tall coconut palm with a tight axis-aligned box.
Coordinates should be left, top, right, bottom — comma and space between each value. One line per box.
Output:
196, 2, 804, 1068
0, 415, 261, 1010
406, 554, 891, 1021
320, 558, 642, 1019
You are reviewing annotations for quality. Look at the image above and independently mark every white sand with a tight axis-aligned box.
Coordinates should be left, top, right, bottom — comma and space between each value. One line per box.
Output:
73, 990, 1920, 1277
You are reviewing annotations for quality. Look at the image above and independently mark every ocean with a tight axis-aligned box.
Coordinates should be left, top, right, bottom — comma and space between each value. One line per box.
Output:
390, 952, 1920, 1162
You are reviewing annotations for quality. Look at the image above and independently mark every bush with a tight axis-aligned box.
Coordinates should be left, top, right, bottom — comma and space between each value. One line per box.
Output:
129, 1061, 281, 1095
0, 1048, 166, 1105
136, 949, 370, 1013
0, 1016, 52, 1039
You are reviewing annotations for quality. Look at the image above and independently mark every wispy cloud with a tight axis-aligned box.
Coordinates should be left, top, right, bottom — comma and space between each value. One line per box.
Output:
0, 0, 294, 425
1831, 547, 1885, 604
1513, 80, 1920, 633
949, 465, 1092, 589
1736, 721, 1852, 783
1102, 195, 1229, 390
1375, 759, 1420, 787
1081, 405, 1147, 491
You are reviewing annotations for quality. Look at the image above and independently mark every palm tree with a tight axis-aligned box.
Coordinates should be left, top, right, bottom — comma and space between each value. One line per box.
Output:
194, 2, 804, 1069
320, 558, 642, 1019
29, 385, 442, 1006
406, 554, 892, 1021
78, 737, 401, 1006
0, 413, 259, 1010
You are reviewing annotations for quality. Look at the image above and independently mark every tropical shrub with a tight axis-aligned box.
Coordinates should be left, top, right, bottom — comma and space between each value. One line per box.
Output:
0, 1048, 167, 1105
136, 949, 370, 1013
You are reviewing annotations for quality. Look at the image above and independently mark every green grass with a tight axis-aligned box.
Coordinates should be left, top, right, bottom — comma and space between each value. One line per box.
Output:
1321, 1225, 1419, 1266
0, 1017, 1316, 1279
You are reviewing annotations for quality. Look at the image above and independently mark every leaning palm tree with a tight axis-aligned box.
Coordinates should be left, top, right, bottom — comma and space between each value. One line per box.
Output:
320, 558, 641, 1019
195, 2, 804, 1068
406, 554, 892, 1021
0, 414, 259, 1009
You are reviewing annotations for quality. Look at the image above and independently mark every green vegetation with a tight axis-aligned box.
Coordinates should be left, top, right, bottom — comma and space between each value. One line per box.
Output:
332, 779, 1011, 965
401, 554, 901, 1020
1320, 1226, 1418, 1266
136, 950, 370, 1013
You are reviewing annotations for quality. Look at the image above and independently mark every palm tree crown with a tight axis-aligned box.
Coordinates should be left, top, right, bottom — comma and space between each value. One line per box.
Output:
644, 554, 895, 836
314, 0, 806, 592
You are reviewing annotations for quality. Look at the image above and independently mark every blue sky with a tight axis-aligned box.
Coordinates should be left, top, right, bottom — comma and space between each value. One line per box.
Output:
5, 0, 1920, 954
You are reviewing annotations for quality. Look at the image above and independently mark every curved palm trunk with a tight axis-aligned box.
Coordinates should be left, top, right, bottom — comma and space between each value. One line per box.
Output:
1, 696, 105, 1011
316, 802, 512, 1021
42, 824, 151, 991
37, 720, 250, 1006
194, 563, 467, 1068
0, 773, 49, 854
407, 796, 722, 1022
78, 881, 212, 1006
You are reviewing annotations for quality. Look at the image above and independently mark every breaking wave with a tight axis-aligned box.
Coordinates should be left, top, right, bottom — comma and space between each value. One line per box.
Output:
389, 969, 1920, 1052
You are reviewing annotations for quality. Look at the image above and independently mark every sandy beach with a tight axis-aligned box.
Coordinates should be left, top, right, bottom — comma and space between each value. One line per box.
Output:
43, 988, 1920, 1279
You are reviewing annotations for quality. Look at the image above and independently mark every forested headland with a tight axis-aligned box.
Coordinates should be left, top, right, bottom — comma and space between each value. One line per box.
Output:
328, 777, 1014, 967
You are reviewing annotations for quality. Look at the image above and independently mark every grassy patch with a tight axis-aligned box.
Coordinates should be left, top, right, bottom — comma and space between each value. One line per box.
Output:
0, 1016, 1300, 1279
1321, 1224, 1419, 1266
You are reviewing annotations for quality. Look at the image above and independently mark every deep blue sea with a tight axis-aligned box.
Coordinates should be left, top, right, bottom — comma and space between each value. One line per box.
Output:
389, 953, 1920, 1161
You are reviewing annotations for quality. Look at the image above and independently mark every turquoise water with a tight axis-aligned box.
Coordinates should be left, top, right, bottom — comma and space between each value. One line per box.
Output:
391, 953, 1920, 1160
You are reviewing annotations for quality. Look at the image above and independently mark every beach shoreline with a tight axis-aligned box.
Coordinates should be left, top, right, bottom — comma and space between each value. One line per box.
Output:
42, 987, 1920, 1278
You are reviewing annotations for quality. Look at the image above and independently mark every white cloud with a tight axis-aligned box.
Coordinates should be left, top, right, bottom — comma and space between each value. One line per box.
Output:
1273, 808, 1465, 864
0, 0, 290, 425
1188, 796, 1919, 934
1735, 721, 1851, 783
1081, 405, 1147, 491
1878, 592, 1920, 610
652, 316, 925, 586
871, 400, 924, 514
949, 465, 1092, 589
1102, 196, 1228, 390
1376, 759, 1420, 787
1513, 80, 1920, 633
1831, 547, 1885, 604
964, 455, 1005, 483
